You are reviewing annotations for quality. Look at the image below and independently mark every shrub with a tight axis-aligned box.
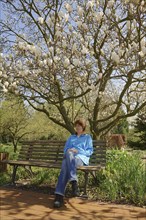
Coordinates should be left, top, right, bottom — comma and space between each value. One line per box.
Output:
89, 150, 146, 206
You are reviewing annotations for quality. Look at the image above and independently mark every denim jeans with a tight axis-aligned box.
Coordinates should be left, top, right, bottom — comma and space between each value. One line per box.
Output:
55, 150, 84, 196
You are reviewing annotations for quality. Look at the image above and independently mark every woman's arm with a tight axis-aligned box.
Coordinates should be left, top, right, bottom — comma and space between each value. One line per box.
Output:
78, 135, 93, 157
64, 135, 72, 154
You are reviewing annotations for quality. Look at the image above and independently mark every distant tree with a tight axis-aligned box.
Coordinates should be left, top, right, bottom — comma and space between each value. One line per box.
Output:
25, 109, 69, 141
128, 113, 146, 150
0, 96, 30, 152
112, 118, 129, 134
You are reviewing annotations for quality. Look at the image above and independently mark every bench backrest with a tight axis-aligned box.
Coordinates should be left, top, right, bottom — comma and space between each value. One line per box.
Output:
19, 140, 106, 167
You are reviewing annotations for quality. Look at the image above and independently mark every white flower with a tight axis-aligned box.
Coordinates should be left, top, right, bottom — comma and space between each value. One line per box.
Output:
65, 3, 72, 13
38, 17, 44, 24
94, 11, 103, 22
3, 87, 8, 93
82, 23, 88, 30
72, 44, 77, 53
77, 6, 84, 17
53, 56, 59, 63
87, 1, 94, 9
0, 71, 2, 76
142, 46, 146, 55
73, 59, 80, 66
141, 0, 145, 6
62, 41, 67, 48
76, 21, 82, 28
39, 60, 43, 67
11, 82, 17, 88
43, 59, 47, 65
140, 38, 145, 47
81, 47, 88, 54
108, 0, 114, 7
31, 45, 36, 53
96, 0, 99, 6
68, 24, 73, 31
118, 49, 124, 57
49, 47, 54, 53
127, 20, 130, 30
64, 58, 70, 67
85, 59, 91, 66
138, 51, 144, 57
48, 59, 53, 66
55, 30, 61, 37
18, 42, 25, 50
132, 42, 137, 49
98, 73, 103, 79
64, 14, 69, 22
111, 51, 120, 64
4, 81, 9, 87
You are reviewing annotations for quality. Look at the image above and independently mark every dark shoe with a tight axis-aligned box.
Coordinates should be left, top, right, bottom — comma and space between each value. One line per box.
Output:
71, 180, 80, 197
54, 194, 63, 208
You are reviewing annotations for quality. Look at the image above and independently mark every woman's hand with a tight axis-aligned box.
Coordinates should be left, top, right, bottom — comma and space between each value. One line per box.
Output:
68, 148, 78, 153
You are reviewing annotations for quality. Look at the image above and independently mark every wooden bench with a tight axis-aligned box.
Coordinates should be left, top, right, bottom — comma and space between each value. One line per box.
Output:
1, 140, 107, 195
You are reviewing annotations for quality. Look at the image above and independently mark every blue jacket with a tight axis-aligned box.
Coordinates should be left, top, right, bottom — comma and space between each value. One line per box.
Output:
64, 134, 93, 165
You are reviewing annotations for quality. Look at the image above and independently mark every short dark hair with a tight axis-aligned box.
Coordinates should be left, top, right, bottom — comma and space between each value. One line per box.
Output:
74, 119, 86, 131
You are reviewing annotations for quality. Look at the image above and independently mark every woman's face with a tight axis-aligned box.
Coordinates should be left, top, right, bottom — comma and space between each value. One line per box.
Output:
75, 124, 84, 134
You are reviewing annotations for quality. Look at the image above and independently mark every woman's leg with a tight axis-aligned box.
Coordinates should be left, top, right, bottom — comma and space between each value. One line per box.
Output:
55, 158, 69, 196
65, 151, 84, 182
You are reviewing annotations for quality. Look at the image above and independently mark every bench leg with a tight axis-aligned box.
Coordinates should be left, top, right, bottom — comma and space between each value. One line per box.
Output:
24, 166, 34, 178
12, 165, 18, 185
83, 171, 89, 196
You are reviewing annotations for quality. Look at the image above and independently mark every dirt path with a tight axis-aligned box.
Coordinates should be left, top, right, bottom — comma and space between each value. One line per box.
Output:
0, 187, 145, 220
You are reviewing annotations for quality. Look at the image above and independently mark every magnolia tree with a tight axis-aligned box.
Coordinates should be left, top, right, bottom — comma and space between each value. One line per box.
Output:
0, 0, 146, 139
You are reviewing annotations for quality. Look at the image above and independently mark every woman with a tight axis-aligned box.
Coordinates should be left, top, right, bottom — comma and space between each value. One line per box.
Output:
54, 119, 93, 208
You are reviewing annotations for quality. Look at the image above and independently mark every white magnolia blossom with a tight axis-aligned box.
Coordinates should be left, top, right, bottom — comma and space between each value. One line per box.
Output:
64, 58, 70, 67
68, 24, 73, 31
82, 23, 88, 30
65, 3, 72, 13
55, 30, 62, 37
81, 47, 88, 54
138, 51, 145, 57
49, 47, 54, 53
38, 17, 44, 24
140, 38, 145, 47
64, 14, 69, 22
108, 0, 115, 7
111, 51, 120, 64
43, 59, 47, 65
72, 44, 77, 53
4, 81, 9, 87
3, 87, 8, 93
98, 73, 103, 79
58, 11, 64, 18
73, 59, 80, 66
94, 11, 104, 22
77, 6, 84, 17
53, 56, 59, 63
118, 48, 124, 57
141, 0, 145, 5
48, 59, 53, 66
11, 82, 17, 88
62, 41, 67, 48
127, 20, 131, 30
87, 1, 94, 9
76, 21, 82, 28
